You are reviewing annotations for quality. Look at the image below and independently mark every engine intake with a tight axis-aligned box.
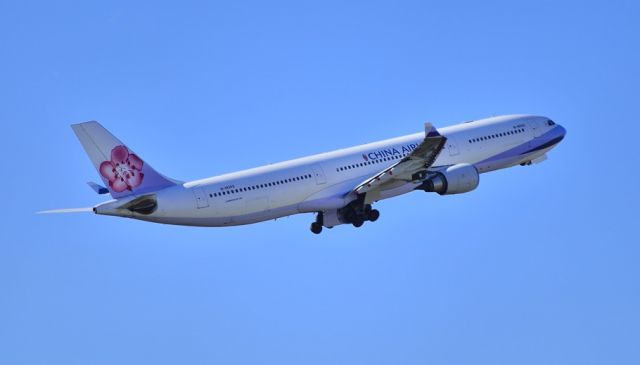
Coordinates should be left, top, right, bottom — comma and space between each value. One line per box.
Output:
419, 163, 479, 195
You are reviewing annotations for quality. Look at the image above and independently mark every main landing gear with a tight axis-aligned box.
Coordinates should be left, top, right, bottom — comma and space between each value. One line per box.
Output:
366, 205, 380, 222
347, 204, 379, 228
310, 204, 380, 234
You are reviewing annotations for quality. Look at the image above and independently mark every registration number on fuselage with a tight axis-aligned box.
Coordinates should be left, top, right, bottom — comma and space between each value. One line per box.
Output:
220, 185, 235, 191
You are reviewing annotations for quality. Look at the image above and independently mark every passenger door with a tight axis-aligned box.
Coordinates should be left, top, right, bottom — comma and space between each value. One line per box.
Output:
312, 164, 327, 185
193, 187, 209, 209
531, 120, 543, 138
447, 137, 460, 156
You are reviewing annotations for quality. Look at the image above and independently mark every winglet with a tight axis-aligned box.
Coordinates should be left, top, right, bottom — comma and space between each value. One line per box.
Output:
425, 122, 441, 137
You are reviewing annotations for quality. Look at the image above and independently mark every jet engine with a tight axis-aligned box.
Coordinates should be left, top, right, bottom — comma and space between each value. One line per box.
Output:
418, 163, 479, 195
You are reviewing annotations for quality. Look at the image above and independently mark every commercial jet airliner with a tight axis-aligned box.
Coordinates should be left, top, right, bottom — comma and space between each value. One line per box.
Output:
41, 115, 565, 234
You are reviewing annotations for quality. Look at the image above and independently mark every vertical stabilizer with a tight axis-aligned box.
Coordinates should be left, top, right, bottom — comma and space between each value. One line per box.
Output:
71, 121, 178, 198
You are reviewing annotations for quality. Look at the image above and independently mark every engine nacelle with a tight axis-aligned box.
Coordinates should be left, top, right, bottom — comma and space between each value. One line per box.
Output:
419, 163, 479, 195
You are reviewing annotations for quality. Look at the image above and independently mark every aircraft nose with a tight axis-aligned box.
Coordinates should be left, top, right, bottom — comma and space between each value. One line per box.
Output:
557, 125, 567, 138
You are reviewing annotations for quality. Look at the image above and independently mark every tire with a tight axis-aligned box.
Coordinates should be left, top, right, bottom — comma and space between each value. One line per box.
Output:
310, 222, 322, 234
352, 217, 365, 228
367, 209, 380, 222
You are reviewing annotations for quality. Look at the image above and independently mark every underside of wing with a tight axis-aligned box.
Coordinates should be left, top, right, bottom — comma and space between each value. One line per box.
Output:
353, 122, 447, 199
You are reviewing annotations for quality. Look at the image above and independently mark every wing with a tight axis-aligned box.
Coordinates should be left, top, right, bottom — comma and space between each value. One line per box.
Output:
352, 122, 447, 201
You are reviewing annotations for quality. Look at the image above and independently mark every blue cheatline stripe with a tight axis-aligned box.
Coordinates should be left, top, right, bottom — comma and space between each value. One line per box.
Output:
477, 127, 565, 166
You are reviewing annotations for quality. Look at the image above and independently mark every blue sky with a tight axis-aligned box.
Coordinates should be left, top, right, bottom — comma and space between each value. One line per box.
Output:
2, 1, 639, 364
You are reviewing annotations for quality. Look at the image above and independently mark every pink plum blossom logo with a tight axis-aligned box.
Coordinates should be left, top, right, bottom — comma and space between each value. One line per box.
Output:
99, 145, 144, 192
362, 154, 369, 161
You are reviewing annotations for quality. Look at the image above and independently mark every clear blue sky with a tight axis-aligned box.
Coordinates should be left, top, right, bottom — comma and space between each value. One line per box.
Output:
2, 1, 639, 364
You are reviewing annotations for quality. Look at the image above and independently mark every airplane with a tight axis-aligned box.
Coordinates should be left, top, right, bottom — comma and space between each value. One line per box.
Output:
40, 114, 566, 234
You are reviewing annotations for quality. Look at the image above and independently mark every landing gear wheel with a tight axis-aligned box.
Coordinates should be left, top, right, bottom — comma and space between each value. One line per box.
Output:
367, 209, 380, 222
352, 217, 365, 228
310, 222, 323, 234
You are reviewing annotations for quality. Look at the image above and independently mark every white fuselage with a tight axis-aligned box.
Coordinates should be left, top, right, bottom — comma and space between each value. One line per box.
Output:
94, 115, 565, 227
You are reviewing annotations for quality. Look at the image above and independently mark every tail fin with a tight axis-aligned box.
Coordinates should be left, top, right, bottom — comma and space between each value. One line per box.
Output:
71, 121, 179, 198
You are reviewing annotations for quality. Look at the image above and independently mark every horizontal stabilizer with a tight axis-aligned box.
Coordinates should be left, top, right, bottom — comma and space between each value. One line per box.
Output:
87, 181, 109, 194
37, 207, 93, 214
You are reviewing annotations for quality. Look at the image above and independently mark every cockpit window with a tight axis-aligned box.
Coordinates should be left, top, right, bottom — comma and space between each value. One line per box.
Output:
547, 119, 556, 126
